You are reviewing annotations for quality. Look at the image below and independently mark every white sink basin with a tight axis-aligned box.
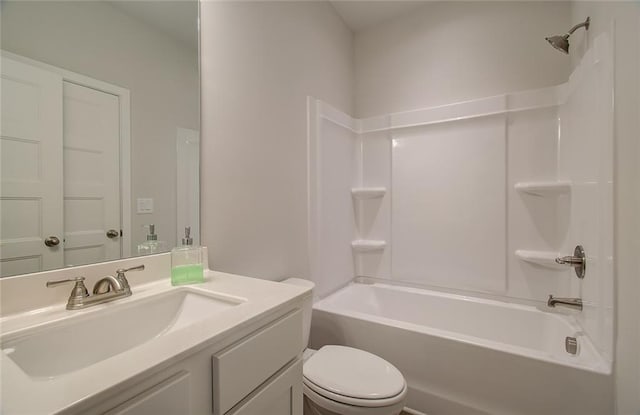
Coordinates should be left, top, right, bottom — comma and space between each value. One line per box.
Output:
1, 288, 243, 379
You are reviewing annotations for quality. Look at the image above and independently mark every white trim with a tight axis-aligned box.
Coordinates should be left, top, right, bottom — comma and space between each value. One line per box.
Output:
120, 94, 132, 257
317, 100, 361, 132
317, 84, 566, 135
306, 96, 320, 285
2, 50, 132, 257
2, 51, 130, 97
176, 127, 200, 246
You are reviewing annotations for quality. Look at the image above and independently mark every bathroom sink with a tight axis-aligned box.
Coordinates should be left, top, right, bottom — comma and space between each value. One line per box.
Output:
1, 288, 243, 379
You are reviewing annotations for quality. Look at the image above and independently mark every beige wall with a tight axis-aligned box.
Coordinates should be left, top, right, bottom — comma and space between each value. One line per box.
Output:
354, 1, 571, 117
569, 3, 640, 414
200, 1, 354, 281
1, 1, 199, 252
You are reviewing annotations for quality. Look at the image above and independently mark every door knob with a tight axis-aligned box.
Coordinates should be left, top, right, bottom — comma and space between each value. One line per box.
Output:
44, 236, 60, 247
106, 229, 120, 239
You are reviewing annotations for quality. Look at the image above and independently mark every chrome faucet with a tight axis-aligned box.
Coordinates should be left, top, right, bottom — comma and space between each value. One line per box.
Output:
47, 265, 145, 310
547, 295, 583, 311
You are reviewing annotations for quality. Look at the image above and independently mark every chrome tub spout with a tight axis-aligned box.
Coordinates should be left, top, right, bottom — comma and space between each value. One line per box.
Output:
547, 295, 583, 311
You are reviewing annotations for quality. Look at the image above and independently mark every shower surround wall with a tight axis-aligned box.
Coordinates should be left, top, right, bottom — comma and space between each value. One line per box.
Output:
308, 32, 613, 366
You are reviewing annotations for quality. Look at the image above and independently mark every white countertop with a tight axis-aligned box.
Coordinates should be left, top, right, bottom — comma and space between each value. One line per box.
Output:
0, 270, 310, 414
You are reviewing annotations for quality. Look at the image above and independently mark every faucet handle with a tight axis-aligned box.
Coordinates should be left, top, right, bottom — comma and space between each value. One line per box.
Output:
115, 265, 144, 294
115, 265, 145, 278
46, 276, 86, 288
46, 277, 89, 309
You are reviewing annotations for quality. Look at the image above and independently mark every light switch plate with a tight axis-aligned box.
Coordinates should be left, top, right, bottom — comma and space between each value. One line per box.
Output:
137, 198, 154, 214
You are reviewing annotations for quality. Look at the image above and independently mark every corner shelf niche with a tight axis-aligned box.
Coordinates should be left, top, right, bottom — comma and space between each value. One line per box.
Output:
351, 187, 387, 200
514, 181, 571, 196
515, 250, 567, 270
351, 240, 386, 252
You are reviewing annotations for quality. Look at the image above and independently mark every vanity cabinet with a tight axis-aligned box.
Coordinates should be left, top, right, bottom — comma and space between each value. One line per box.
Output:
79, 309, 303, 415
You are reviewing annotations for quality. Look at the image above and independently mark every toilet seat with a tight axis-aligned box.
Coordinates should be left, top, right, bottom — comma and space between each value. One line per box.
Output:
304, 377, 407, 408
303, 345, 406, 408
303, 382, 407, 415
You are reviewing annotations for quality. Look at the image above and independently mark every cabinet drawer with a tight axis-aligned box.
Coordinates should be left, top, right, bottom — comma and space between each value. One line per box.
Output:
229, 359, 302, 415
212, 310, 302, 415
104, 371, 191, 415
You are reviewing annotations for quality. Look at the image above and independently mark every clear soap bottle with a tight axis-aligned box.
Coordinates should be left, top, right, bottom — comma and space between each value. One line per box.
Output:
137, 224, 167, 255
171, 227, 204, 286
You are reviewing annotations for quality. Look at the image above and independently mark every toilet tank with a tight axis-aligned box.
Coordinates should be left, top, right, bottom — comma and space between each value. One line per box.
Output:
280, 278, 314, 348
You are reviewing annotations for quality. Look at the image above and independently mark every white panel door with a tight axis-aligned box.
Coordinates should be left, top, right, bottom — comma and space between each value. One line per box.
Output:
63, 82, 121, 267
0, 57, 64, 277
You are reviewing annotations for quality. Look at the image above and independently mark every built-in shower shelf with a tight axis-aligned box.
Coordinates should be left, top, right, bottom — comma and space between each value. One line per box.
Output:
514, 181, 571, 196
515, 250, 567, 270
351, 187, 387, 199
351, 240, 386, 252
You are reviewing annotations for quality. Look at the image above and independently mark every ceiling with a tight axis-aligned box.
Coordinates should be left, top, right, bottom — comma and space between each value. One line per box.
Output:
330, 1, 428, 33
108, 0, 426, 45
108, 1, 198, 50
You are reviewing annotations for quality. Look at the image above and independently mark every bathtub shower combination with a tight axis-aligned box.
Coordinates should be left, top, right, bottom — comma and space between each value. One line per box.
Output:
307, 32, 614, 415
311, 282, 611, 414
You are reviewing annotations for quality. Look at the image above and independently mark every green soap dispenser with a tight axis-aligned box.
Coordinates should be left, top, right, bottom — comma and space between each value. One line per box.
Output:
171, 227, 204, 285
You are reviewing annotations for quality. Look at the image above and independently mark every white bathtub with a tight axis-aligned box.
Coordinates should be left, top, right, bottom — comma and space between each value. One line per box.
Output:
310, 282, 613, 415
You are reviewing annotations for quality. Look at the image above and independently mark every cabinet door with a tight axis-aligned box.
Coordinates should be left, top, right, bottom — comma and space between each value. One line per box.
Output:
104, 371, 191, 415
230, 360, 302, 415
213, 310, 302, 414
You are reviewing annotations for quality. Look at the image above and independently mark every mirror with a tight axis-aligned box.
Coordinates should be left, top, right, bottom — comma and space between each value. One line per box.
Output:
0, 1, 200, 277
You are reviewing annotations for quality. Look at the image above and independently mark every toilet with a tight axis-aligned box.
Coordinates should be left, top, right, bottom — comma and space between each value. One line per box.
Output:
282, 278, 407, 415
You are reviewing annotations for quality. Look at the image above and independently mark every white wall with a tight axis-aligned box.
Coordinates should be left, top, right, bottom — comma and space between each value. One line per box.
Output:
354, 1, 571, 117
1, 1, 199, 252
568, 3, 640, 414
199, 1, 354, 281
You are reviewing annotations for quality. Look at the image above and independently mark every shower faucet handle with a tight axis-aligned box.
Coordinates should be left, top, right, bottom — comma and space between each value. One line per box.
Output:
555, 245, 586, 279
555, 256, 584, 265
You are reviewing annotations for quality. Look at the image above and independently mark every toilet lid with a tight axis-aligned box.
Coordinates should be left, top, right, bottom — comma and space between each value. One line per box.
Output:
303, 345, 405, 400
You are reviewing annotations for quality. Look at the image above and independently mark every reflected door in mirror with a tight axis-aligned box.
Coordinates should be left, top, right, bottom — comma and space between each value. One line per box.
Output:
63, 82, 121, 267
1, 57, 64, 276
1, 57, 123, 277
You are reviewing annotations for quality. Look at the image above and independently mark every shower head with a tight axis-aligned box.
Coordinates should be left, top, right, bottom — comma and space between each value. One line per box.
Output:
545, 16, 590, 54
545, 34, 570, 54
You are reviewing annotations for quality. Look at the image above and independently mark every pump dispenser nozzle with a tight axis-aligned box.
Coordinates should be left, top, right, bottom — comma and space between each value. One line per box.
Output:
137, 224, 166, 255
144, 224, 158, 241
182, 226, 193, 246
